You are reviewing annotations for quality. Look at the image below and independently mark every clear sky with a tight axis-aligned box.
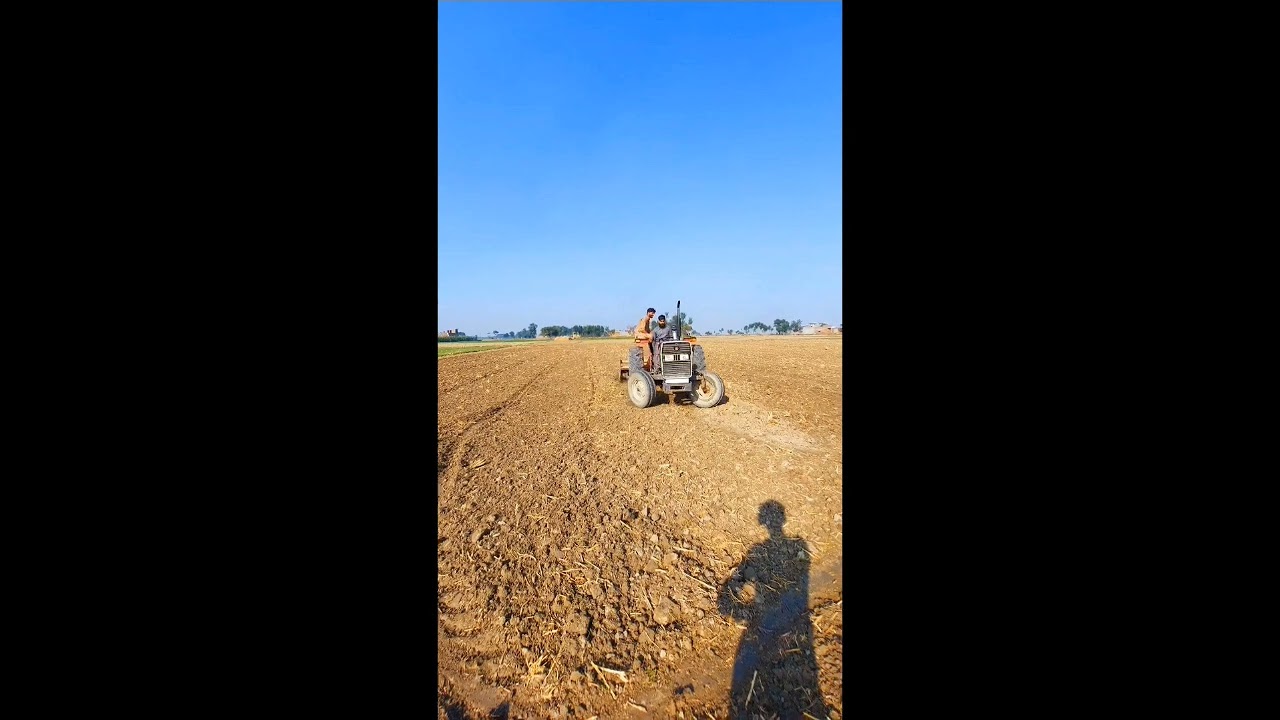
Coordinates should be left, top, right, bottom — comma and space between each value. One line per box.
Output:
439, 2, 842, 336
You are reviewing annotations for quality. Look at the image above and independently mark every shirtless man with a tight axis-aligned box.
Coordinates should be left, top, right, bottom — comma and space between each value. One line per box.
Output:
634, 307, 656, 370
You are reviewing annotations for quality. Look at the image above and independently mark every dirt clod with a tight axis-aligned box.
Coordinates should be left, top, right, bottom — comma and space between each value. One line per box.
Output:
652, 599, 676, 626
565, 613, 590, 635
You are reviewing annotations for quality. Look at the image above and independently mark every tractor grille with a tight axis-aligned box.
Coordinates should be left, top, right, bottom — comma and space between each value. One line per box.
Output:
660, 341, 692, 377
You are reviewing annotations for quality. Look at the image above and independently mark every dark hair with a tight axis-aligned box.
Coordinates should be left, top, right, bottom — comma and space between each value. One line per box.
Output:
657, 315, 666, 321
646, 307, 655, 313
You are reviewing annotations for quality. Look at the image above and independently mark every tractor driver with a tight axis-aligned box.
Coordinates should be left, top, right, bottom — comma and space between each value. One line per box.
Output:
635, 307, 656, 370
653, 314, 675, 343
650, 315, 677, 368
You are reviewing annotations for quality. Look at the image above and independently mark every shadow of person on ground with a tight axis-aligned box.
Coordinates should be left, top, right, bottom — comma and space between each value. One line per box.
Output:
718, 500, 827, 719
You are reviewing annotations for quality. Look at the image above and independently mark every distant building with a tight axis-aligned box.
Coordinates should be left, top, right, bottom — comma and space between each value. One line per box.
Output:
440, 329, 460, 337
801, 323, 837, 335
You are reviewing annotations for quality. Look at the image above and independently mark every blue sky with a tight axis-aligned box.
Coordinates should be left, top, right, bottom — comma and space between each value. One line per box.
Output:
439, 2, 841, 335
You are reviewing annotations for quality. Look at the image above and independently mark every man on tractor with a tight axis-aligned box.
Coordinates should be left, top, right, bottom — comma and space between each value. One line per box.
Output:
634, 307, 656, 370
649, 315, 677, 371
653, 314, 676, 344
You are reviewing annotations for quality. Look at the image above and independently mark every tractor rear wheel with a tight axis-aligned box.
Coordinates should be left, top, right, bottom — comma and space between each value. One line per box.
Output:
693, 346, 706, 371
629, 347, 645, 374
628, 371, 656, 408
691, 371, 725, 408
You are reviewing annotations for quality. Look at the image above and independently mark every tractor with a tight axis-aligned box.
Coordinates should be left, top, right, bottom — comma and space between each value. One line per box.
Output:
618, 300, 726, 408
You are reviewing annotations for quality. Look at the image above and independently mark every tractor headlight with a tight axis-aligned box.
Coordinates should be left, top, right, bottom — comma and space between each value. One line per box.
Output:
679, 353, 689, 361
663, 354, 675, 362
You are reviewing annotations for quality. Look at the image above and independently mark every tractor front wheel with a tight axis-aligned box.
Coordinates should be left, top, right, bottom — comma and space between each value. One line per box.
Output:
628, 371, 657, 408
691, 371, 725, 408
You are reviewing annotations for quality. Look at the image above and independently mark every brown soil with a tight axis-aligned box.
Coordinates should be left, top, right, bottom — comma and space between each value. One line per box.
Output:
438, 337, 843, 720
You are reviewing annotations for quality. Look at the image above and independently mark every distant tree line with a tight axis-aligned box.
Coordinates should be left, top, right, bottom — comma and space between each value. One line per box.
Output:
449, 318, 830, 341
488, 324, 539, 339
626, 315, 807, 336
774, 319, 804, 334
539, 325, 615, 338
617, 317, 808, 336
692, 319, 804, 335
446, 323, 617, 340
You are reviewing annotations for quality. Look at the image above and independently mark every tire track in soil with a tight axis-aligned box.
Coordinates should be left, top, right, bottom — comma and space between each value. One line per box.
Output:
438, 356, 558, 494
438, 345, 629, 716
437, 346, 564, 492
438, 344, 544, 397
440, 344, 705, 715
438, 340, 842, 720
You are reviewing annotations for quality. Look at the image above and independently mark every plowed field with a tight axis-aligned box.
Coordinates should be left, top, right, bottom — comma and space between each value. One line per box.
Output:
438, 336, 843, 719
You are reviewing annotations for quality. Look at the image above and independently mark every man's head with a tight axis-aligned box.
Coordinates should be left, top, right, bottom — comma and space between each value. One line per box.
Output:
758, 500, 786, 538
646, 308, 655, 319
657, 314, 667, 328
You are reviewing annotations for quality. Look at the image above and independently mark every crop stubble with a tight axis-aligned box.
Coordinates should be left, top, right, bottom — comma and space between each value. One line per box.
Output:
438, 337, 843, 719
